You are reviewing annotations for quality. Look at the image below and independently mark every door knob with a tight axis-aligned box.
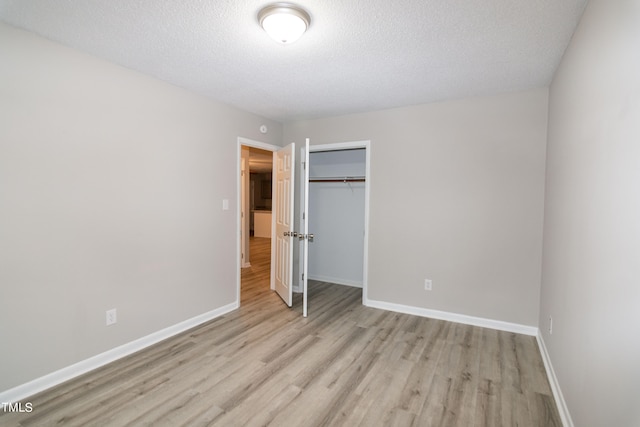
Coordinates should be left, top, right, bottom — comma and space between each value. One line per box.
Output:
308, 233, 314, 242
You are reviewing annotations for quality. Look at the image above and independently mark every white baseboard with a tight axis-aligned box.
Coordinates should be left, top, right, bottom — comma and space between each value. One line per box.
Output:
0, 302, 238, 403
365, 299, 538, 336
536, 333, 574, 427
308, 274, 363, 288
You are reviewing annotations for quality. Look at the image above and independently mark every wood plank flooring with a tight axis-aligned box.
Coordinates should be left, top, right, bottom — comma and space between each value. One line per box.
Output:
0, 237, 561, 426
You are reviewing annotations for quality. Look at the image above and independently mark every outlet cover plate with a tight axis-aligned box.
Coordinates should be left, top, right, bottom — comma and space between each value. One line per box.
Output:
106, 309, 117, 326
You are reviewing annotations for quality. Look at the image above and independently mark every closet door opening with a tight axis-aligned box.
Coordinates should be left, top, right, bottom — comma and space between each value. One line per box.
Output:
308, 149, 366, 288
300, 140, 370, 310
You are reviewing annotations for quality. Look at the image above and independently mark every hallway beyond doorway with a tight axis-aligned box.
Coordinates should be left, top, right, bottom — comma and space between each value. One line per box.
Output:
241, 237, 271, 303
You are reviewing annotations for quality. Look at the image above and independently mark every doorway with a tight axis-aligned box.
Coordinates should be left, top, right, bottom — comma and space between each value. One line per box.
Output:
300, 140, 371, 310
307, 148, 367, 287
237, 137, 279, 304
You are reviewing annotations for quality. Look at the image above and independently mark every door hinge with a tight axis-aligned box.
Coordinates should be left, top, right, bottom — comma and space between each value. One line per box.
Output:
302, 273, 304, 281
303, 212, 305, 220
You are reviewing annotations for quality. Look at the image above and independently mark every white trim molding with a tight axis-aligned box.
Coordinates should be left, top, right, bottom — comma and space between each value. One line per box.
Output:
365, 299, 538, 336
536, 333, 574, 427
0, 302, 238, 403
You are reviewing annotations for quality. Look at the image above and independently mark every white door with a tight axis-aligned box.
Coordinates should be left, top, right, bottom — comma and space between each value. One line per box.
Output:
301, 139, 310, 317
272, 143, 295, 306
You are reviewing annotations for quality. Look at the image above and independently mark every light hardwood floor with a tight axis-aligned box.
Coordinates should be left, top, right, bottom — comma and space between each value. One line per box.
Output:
0, 237, 561, 426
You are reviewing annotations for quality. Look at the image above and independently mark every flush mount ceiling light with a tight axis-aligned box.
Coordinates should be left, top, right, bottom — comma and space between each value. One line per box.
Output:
258, 3, 310, 45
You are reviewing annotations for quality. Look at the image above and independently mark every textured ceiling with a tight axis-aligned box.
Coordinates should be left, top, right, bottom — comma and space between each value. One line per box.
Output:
0, 0, 589, 122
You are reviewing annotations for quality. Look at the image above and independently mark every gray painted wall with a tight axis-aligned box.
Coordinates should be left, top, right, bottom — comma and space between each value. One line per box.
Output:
0, 23, 282, 391
540, 1, 640, 425
285, 88, 548, 327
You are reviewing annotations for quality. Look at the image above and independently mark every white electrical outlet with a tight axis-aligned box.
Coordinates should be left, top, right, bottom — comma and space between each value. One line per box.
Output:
106, 309, 117, 326
548, 315, 553, 335
424, 279, 432, 291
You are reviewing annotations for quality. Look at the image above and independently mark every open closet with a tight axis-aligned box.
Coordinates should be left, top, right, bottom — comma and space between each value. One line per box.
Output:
307, 148, 367, 288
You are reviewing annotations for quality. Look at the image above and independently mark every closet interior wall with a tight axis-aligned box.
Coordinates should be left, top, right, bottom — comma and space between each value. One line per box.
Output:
308, 149, 366, 287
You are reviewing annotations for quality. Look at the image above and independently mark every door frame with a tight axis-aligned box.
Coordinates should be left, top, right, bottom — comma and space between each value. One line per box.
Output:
301, 140, 371, 306
236, 137, 280, 306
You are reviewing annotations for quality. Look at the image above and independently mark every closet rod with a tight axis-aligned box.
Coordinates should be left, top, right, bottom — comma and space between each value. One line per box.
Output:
309, 176, 366, 183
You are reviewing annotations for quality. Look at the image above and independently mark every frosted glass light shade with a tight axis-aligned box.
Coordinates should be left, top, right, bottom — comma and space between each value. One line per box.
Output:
258, 3, 310, 45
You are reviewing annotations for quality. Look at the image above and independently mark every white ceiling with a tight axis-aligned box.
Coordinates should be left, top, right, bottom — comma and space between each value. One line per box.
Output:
0, 0, 589, 123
